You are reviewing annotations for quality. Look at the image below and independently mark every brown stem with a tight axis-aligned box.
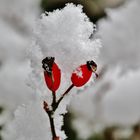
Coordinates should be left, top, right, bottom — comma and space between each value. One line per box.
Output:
52, 92, 56, 109
43, 101, 57, 140
53, 137, 60, 140
54, 84, 74, 111
48, 111, 57, 139
52, 92, 56, 104
43, 84, 74, 140
62, 84, 74, 97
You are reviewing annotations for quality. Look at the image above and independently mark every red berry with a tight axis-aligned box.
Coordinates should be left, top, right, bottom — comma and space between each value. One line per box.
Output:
71, 64, 92, 87
44, 62, 61, 92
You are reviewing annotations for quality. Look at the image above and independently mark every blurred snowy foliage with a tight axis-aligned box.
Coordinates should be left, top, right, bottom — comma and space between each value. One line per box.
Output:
71, 67, 121, 139
98, 0, 140, 73
70, 0, 140, 139
2, 4, 101, 140
0, 0, 41, 138
102, 69, 140, 126
0, 0, 40, 35
97, 0, 140, 125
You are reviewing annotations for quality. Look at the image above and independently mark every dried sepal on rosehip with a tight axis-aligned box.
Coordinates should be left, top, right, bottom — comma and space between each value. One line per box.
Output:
71, 60, 98, 87
42, 57, 61, 92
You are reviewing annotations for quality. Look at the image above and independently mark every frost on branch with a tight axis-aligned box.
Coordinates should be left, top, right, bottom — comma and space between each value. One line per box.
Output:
3, 3, 101, 140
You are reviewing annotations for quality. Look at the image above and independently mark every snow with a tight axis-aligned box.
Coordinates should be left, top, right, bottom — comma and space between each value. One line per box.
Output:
34, 3, 101, 78
73, 67, 83, 78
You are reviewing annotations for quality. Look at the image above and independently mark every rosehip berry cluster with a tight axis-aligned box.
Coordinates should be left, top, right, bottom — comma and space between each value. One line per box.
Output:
42, 57, 98, 92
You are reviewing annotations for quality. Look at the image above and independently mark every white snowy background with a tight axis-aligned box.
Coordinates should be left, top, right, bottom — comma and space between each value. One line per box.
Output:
71, 0, 140, 138
0, 0, 140, 139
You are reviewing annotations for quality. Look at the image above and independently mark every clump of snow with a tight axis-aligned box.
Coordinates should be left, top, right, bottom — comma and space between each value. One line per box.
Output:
34, 3, 101, 78
73, 67, 83, 78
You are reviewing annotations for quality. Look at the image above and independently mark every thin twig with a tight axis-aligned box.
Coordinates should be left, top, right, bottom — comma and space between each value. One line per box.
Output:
43, 84, 74, 140
48, 111, 57, 138
52, 92, 56, 104
54, 84, 74, 111
43, 101, 57, 139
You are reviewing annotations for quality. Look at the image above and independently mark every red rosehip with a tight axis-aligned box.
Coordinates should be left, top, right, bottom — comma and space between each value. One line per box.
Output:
71, 64, 92, 87
42, 57, 61, 92
71, 60, 97, 87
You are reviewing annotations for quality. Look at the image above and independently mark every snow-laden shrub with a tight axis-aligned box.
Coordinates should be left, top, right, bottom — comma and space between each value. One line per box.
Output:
2, 4, 101, 140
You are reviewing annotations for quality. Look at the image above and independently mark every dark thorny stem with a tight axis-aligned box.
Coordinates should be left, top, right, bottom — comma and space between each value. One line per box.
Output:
43, 84, 74, 140
44, 101, 57, 139
43, 70, 58, 140
52, 92, 56, 108
48, 111, 57, 138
